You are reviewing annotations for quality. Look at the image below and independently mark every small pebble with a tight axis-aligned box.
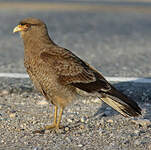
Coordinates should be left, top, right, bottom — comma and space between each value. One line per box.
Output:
144, 103, 150, 106
107, 119, 113, 123
20, 123, 27, 128
33, 147, 43, 150
80, 116, 87, 123
106, 107, 112, 111
9, 113, 17, 118
131, 119, 151, 127
65, 137, 72, 143
67, 118, 73, 123
82, 100, 88, 104
134, 139, 141, 145
104, 111, 111, 116
0, 89, 9, 96
78, 144, 83, 147
1, 139, 4, 143
65, 127, 70, 131
98, 128, 104, 135
148, 144, 151, 150
37, 100, 48, 105
80, 125, 85, 129
134, 130, 140, 135
45, 130, 50, 134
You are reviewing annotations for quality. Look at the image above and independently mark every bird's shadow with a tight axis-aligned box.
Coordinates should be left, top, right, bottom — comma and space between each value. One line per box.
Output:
93, 80, 151, 120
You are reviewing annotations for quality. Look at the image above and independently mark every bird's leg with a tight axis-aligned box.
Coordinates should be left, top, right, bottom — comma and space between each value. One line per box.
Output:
56, 107, 63, 130
33, 106, 59, 133
33, 106, 63, 133
45, 106, 58, 130
45, 107, 63, 130
53, 105, 58, 125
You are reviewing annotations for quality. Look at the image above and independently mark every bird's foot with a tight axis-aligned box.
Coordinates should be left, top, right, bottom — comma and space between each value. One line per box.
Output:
45, 123, 64, 130
45, 123, 57, 130
32, 124, 63, 134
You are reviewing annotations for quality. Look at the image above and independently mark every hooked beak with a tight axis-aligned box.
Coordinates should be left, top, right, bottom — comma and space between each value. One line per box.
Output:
13, 24, 29, 33
13, 25, 23, 33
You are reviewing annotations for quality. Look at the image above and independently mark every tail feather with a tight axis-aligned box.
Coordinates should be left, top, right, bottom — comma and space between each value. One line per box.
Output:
99, 87, 141, 117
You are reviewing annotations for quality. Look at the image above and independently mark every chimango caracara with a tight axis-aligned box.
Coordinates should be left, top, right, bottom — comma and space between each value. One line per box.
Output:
13, 18, 141, 132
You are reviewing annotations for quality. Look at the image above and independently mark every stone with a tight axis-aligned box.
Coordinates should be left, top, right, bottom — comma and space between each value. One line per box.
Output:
0, 89, 9, 96
9, 113, 17, 118
78, 144, 83, 147
134, 139, 141, 145
37, 100, 48, 105
131, 119, 151, 127
67, 118, 73, 123
65, 127, 70, 131
80, 125, 85, 129
80, 116, 87, 123
107, 119, 113, 123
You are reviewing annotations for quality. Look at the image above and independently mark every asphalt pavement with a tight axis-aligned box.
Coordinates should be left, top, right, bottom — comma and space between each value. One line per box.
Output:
0, 2, 151, 77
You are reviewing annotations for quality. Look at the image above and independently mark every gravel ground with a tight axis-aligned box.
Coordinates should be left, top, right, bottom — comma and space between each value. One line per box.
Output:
0, 2, 151, 150
0, 78, 151, 150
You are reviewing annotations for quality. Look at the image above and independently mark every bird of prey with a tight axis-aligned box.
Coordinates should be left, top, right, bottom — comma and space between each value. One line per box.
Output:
13, 18, 141, 132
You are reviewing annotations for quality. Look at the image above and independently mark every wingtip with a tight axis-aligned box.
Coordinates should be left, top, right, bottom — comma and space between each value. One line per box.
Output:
122, 105, 142, 117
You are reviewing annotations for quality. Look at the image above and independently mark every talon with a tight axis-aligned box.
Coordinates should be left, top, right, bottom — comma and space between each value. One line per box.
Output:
33, 106, 64, 133
45, 124, 57, 130
45, 124, 63, 130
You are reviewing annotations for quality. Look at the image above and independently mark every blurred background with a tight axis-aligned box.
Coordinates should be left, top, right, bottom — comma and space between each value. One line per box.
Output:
0, 0, 151, 77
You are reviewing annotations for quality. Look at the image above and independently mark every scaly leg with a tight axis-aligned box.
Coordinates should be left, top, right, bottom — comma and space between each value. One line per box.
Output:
56, 107, 63, 130
33, 106, 58, 134
33, 106, 64, 133
45, 105, 58, 130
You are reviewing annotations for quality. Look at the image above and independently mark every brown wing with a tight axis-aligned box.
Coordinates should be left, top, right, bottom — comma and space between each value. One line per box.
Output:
40, 47, 111, 93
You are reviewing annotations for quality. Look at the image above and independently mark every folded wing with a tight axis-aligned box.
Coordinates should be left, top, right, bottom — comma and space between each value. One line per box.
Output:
40, 47, 141, 117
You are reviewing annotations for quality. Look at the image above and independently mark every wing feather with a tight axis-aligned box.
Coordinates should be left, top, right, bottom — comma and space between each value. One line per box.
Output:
40, 47, 111, 92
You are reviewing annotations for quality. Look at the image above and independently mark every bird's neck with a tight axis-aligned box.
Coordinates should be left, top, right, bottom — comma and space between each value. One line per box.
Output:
23, 34, 55, 50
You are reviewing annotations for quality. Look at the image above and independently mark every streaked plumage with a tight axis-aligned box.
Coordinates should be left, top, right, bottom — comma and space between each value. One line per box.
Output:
13, 18, 141, 131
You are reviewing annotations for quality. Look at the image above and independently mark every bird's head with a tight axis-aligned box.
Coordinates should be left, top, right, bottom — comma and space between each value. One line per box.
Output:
13, 18, 48, 38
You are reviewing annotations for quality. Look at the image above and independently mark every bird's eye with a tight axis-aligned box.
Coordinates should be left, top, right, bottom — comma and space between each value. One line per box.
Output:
20, 23, 31, 27
25, 24, 31, 28
20, 23, 26, 26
